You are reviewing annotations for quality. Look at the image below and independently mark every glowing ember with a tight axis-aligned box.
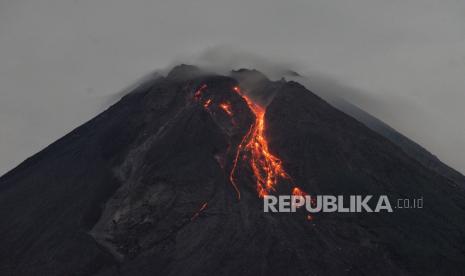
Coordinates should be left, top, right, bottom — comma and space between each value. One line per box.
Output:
219, 102, 233, 116
194, 84, 207, 100
203, 99, 212, 108
292, 186, 316, 217
291, 187, 308, 209
191, 202, 208, 221
292, 187, 308, 197
230, 86, 290, 198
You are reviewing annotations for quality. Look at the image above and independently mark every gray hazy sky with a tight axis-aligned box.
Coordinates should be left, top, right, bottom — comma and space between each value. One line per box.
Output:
0, 0, 464, 175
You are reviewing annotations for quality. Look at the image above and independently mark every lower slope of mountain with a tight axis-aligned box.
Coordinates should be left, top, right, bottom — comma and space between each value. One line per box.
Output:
0, 65, 464, 275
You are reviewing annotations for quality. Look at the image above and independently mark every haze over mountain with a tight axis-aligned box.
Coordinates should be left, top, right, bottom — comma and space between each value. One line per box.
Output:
1, 0, 464, 177
1, 65, 464, 275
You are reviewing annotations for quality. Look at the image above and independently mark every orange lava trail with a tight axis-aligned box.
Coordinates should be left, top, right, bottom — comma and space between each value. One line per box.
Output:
191, 202, 208, 221
193, 85, 313, 221
193, 84, 242, 199
230, 86, 290, 198
194, 84, 295, 200
229, 124, 253, 200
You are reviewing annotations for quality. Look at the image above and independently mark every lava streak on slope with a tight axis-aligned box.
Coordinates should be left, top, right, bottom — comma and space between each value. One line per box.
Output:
193, 84, 295, 200
230, 86, 290, 198
191, 202, 208, 221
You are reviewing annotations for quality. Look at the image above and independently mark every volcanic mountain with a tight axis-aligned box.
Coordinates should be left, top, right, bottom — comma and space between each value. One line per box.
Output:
0, 65, 464, 275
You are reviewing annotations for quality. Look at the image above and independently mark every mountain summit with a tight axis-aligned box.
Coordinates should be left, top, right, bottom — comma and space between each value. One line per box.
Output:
1, 65, 464, 275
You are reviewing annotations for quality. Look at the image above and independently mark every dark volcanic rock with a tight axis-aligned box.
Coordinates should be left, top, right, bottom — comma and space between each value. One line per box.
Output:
266, 81, 465, 275
0, 66, 464, 276
333, 98, 465, 188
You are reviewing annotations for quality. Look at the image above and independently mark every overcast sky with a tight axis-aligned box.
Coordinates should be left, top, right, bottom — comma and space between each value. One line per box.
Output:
0, 0, 464, 175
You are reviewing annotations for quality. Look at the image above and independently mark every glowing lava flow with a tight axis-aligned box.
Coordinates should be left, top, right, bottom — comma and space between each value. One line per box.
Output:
194, 84, 313, 219
230, 86, 290, 198
193, 84, 295, 200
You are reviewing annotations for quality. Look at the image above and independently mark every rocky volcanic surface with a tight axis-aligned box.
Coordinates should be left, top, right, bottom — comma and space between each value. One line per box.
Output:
0, 65, 464, 275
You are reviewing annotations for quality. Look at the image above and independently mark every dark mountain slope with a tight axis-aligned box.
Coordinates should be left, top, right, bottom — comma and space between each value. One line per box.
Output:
283, 72, 465, 187
332, 99, 465, 187
0, 65, 464, 275
266, 81, 465, 274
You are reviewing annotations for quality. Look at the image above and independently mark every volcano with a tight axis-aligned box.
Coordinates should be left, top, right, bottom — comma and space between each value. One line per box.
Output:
0, 65, 464, 275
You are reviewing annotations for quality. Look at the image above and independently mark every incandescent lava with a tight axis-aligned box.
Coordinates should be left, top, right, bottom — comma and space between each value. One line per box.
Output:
229, 86, 291, 199
194, 84, 303, 200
